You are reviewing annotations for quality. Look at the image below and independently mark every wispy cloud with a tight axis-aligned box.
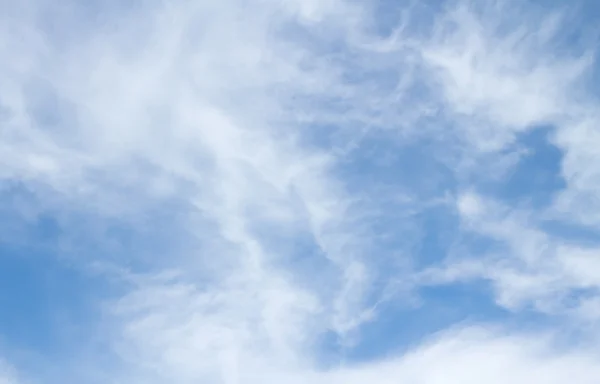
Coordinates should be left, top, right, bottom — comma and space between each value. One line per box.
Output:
2, 0, 600, 382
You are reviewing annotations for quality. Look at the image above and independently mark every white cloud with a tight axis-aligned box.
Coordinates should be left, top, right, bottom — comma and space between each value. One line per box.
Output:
328, 327, 600, 384
408, 0, 600, 232
0, 360, 20, 384
109, 312, 600, 383
456, 192, 484, 218
426, 191, 600, 320
373, 0, 600, 330
0, 0, 387, 379
3, 0, 600, 383
418, 1, 591, 148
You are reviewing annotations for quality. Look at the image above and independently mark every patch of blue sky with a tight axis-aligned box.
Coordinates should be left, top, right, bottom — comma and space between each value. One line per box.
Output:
0, 176, 196, 265
0, 179, 202, 356
368, 0, 444, 38
0, 241, 104, 355
336, 132, 456, 201
345, 282, 507, 360
481, 126, 566, 210
317, 276, 561, 367
540, 219, 600, 246
0, 219, 114, 382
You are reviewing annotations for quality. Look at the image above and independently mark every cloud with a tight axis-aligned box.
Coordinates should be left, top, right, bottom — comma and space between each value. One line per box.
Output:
2, 0, 600, 383
107, 310, 600, 383
395, 0, 600, 327
424, 190, 600, 321
328, 327, 600, 384
0, 360, 20, 384
0, 0, 386, 379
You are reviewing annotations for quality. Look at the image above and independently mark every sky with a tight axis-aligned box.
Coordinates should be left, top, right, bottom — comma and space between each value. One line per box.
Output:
2, 0, 600, 383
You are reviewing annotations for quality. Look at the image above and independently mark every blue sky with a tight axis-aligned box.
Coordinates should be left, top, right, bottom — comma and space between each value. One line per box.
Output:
2, 0, 600, 383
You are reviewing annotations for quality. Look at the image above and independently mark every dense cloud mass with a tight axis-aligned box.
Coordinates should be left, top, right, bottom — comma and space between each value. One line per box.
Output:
2, 0, 600, 383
